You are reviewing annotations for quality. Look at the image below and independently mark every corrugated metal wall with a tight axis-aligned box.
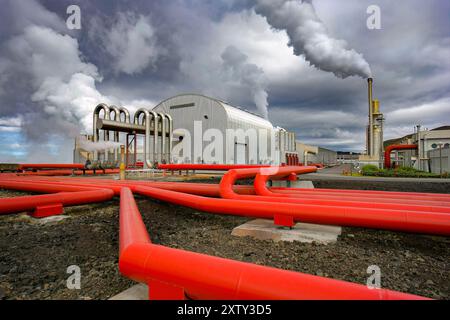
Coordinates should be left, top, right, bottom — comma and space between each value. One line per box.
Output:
153, 94, 280, 165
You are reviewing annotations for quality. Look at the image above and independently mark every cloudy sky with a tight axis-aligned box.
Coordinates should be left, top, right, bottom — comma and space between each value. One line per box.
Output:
0, 0, 449, 162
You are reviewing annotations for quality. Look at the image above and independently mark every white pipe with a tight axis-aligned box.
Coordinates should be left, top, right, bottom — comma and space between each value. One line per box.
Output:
109, 105, 121, 161
148, 111, 158, 166
165, 114, 173, 163
157, 112, 166, 163
93, 103, 110, 161
134, 109, 152, 169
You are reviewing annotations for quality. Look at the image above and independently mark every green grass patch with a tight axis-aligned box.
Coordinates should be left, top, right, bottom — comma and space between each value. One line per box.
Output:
361, 165, 448, 178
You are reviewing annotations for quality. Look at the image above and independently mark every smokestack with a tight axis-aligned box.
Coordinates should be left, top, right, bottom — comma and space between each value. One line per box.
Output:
367, 78, 374, 156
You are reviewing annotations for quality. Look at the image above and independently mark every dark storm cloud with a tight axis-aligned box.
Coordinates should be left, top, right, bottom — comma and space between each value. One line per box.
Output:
1, 0, 450, 161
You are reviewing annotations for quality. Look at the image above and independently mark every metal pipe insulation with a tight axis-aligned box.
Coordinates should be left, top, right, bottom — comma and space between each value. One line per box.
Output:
149, 110, 158, 167
384, 144, 418, 169
165, 114, 173, 163
157, 112, 166, 164
134, 109, 153, 169
118, 187, 425, 300
93, 103, 110, 161
109, 105, 121, 161
119, 107, 130, 123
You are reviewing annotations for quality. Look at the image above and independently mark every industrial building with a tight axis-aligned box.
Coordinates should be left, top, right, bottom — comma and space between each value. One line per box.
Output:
359, 78, 385, 166
152, 94, 296, 165
295, 142, 337, 166
384, 125, 450, 174
75, 94, 302, 168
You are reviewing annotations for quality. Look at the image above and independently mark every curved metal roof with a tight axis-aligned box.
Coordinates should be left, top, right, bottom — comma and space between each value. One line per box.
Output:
153, 93, 273, 129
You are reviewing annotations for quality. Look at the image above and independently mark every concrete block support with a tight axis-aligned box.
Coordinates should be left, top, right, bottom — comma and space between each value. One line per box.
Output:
231, 219, 342, 244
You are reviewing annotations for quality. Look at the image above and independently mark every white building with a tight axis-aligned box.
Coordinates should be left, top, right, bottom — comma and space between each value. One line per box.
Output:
153, 94, 296, 165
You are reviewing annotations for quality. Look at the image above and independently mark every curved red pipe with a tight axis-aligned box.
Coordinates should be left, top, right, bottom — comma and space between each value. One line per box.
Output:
219, 166, 317, 199
3, 174, 450, 235
135, 186, 450, 236
5, 176, 450, 206
16, 174, 450, 201
0, 170, 438, 299
219, 167, 450, 208
119, 187, 426, 299
272, 186, 450, 198
254, 175, 450, 203
384, 144, 418, 169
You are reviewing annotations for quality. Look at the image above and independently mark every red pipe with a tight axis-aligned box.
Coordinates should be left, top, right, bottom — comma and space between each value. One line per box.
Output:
272, 186, 450, 197
135, 186, 450, 236
0, 172, 437, 299
0, 189, 113, 215
158, 164, 272, 171
0, 180, 101, 193
4, 176, 450, 205
219, 177, 450, 214
119, 187, 426, 299
254, 175, 450, 203
384, 144, 418, 169
18, 163, 85, 170
119, 188, 151, 254
18, 169, 120, 176
219, 166, 317, 198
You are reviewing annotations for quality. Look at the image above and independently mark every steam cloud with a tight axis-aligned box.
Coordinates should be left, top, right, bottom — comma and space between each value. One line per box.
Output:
78, 138, 124, 152
254, 0, 372, 79
221, 45, 269, 119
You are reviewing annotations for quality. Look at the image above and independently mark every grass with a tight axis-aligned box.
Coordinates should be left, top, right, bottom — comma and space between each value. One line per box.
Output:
361, 165, 448, 178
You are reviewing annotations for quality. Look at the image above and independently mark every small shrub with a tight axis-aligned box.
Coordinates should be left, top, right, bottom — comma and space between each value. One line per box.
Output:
360, 165, 446, 178
361, 165, 379, 176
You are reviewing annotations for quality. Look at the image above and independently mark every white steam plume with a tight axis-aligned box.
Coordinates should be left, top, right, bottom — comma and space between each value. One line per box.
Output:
254, 0, 372, 79
78, 139, 124, 152
221, 45, 269, 119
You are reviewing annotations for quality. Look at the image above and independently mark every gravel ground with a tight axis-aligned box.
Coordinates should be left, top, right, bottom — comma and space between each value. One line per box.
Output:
0, 186, 449, 300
